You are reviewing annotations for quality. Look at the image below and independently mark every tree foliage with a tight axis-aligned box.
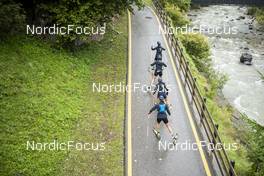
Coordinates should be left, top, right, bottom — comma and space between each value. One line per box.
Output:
166, 6, 189, 26
248, 7, 264, 25
39, 0, 143, 45
0, 0, 25, 38
0, 0, 143, 45
240, 114, 264, 176
180, 33, 210, 71
166, 0, 191, 11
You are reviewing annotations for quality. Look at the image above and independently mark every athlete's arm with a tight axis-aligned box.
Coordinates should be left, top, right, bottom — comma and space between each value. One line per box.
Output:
148, 105, 158, 114
151, 46, 157, 50
153, 84, 158, 95
163, 83, 169, 91
150, 61, 156, 67
166, 105, 171, 115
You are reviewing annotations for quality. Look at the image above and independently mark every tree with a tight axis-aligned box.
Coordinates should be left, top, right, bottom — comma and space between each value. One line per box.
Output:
246, 119, 264, 176
167, 0, 191, 11
0, 0, 25, 38
2, 0, 144, 45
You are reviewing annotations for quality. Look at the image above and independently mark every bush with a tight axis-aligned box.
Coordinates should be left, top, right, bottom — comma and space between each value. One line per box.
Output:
240, 114, 264, 176
179, 33, 228, 98
179, 33, 210, 71
167, 0, 191, 12
39, 0, 144, 47
0, 1, 25, 38
248, 7, 264, 25
166, 6, 189, 26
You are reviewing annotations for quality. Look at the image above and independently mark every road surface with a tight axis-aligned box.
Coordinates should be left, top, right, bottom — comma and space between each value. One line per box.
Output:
128, 7, 214, 176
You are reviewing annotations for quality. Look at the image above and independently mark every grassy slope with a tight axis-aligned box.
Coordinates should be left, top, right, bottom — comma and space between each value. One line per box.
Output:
60, 14, 127, 176
0, 13, 127, 176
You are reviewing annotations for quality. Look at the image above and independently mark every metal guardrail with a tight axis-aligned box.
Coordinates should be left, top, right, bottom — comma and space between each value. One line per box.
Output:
192, 0, 264, 5
152, 0, 237, 175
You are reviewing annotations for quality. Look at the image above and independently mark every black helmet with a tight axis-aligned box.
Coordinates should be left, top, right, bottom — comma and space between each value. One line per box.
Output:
157, 41, 161, 46
158, 77, 162, 83
159, 95, 165, 101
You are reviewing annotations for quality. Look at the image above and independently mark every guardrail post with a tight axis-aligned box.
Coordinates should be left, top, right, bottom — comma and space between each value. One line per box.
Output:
162, 11, 165, 25
202, 98, 206, 109
184, 61, 189, 86
178, 48, 184, 71
212, 124, 219, 149
165, 14, 168, 28
180, 47, 184, 58
200, 97, 206, 123
214, 124, 219, 138
160, 9, 163, 21
191, 78, 197, 104
229, 160, 235, 176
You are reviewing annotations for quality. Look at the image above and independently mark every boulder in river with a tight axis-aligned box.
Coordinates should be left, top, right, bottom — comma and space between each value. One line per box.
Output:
236, 16, 246, 20
240, 53, 253, 65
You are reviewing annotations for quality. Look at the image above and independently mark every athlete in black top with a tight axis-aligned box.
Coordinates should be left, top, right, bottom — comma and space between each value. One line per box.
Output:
151, 41, 165, 61
150, 60, 167, 77
153, 78, 169, 99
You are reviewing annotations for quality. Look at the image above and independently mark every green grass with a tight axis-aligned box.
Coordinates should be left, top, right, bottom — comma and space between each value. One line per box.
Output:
60, 13, 127, 176
0, 13, 127, 176
248, 7, 264, 25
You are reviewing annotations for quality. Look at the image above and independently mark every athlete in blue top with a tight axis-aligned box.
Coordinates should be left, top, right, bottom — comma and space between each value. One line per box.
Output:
148, 95, 177, 142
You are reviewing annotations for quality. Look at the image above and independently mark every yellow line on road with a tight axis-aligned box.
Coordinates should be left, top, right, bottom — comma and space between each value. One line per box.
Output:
127, 10, 132, 176
150, 7, 212, 176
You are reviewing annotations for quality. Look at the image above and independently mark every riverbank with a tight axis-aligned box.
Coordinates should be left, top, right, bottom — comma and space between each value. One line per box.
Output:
188, 5, 264, 126
0, 13, 127, 176
248, 7, 264, 25
187, 4, 264, 175
154, 0, 264, 174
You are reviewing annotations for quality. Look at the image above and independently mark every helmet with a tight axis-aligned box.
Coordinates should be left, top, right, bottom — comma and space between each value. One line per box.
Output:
158, 77, 162, 83
157, 41, 161, 46
159, 95, 165, 101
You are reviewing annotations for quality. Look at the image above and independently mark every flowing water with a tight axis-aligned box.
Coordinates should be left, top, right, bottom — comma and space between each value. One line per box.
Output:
188, 5, 264, 125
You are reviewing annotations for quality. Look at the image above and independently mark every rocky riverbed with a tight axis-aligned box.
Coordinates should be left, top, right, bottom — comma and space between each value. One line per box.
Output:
188, 5, 264, 126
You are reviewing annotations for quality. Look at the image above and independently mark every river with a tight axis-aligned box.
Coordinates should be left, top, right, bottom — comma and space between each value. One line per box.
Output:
188, 5, 264, 125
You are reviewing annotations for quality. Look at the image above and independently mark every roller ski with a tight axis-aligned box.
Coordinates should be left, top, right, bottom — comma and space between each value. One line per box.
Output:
153, 128, 161, 140
172, 133, 178, 145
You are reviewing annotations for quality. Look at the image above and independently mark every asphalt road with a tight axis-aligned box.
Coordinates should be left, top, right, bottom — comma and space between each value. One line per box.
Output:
130, 7, 210, 176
